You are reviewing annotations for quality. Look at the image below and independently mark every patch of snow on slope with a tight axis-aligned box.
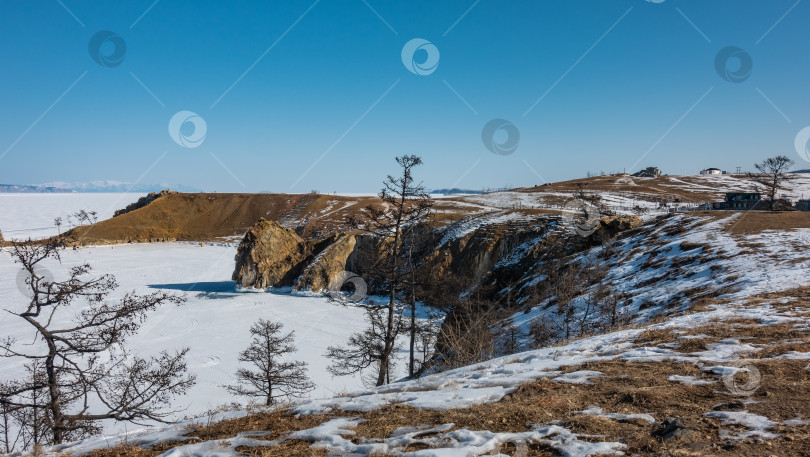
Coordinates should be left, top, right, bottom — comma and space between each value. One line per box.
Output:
576, 406, 656, 424
704, 410, 780, 440
293, 300, 802, 416
667, 375, 716, 386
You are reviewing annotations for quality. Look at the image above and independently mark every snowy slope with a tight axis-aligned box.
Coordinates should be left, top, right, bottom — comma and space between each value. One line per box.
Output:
49, 291, 810, 457
499, 212, 810, 346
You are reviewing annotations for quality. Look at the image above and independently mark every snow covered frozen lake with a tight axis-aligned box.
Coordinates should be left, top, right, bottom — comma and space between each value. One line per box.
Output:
0, 241, 399, 432
0, 193, 145, 241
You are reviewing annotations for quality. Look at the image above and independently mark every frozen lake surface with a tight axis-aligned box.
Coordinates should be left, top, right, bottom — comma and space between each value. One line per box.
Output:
0, 242, 397, 432
0, 193, 145, 240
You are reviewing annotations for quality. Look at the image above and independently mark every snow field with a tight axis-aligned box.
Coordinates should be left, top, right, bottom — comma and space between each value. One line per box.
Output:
0, 242, 423, 435
0, 193, 145, 240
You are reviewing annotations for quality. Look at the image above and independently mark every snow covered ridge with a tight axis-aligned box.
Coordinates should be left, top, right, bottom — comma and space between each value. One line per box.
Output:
499, 212, 810, 341
46, 290, 810, 456
291, 299, 800, 416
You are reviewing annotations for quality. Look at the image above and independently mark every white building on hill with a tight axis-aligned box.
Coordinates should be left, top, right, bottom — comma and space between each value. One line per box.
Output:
700, 168, 725, 175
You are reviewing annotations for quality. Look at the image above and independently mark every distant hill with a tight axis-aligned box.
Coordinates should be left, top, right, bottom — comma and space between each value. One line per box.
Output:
0, 181, 196, 193
0, 184, 74, 193
430, 188, 484, 195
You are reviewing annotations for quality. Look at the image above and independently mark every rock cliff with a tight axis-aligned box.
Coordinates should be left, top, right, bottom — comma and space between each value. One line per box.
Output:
113, 190, 177, 217
232, 219, 310, 289
232, 214, 643, 305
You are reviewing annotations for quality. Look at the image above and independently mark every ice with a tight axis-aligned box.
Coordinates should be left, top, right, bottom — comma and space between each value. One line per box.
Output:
0, 193, 145, 240
0, 243, 395, 435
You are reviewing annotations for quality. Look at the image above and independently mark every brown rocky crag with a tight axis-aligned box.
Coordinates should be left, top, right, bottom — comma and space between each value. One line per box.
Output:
232, 213, 643, 306
232, 219, 310, 289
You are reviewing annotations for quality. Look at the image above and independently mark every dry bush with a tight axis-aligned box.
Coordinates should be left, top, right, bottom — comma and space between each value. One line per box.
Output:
433, 300, 498, 370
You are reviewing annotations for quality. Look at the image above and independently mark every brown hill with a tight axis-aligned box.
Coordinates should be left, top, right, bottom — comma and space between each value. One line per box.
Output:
56, 173, 810, 245
63, 192, 379, 244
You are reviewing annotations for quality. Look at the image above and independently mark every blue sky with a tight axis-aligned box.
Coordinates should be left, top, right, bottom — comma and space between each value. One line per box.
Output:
1, 0, 808, 192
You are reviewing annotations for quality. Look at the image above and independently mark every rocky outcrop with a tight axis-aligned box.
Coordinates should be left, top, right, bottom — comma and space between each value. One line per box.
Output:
233, 214, 644, 302
295, 234, 358, 292
113, 190, 176, 217
232, 219, 310, 289
0, 229, 4, 246
594, 215, 643, 240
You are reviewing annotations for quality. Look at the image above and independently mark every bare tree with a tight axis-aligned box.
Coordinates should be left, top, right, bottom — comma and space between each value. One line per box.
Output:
325, 302, 404, 386
342, 155, 433, 386
432, 300, 498, 371
414, 311, 442, 371
495, 324, 524, 356
399, 223, 439, 378
227, 320, 314, 406
70, 210, 98, 226
0, 241, 195, 447
0, 382, 27, 454
747, 155, 797, 211
545, 260, 580, 340
596, 284, 624, 331
528, 317, 556, 348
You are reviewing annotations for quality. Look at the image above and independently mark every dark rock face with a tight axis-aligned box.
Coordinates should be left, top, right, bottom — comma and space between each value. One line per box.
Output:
233, 220, 384, 292
113, 190, 177, 217
295, 234, 359, 292
232, 219, 310, 289
652, 417, 690, 441
232, 215, 643, 302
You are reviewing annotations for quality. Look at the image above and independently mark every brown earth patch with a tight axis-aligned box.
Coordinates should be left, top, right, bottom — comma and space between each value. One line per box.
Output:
722, 211, 810, 235
60, 193, 378, 244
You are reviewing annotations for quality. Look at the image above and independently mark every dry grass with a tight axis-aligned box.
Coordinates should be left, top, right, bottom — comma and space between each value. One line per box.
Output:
92, 357, 810, 456
87, 290, 810, 457
188, 409, 330, 441
237, 440, 328, 456
722, 211, 810, 235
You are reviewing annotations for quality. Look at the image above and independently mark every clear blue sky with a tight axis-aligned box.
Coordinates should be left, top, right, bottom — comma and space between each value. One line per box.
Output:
1, 0, 808, 192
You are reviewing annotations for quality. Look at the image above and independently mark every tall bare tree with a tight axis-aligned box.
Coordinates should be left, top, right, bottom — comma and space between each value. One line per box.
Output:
0, 241, 195, 447
747, 155, 797, 211
336, 155, 433, 386
226, 320, 314, 406
399, 223, 438, 377
325, 303, 398, 385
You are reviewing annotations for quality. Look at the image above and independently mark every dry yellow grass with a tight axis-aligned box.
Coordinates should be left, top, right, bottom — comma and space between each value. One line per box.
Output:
87, 290, 810, 457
